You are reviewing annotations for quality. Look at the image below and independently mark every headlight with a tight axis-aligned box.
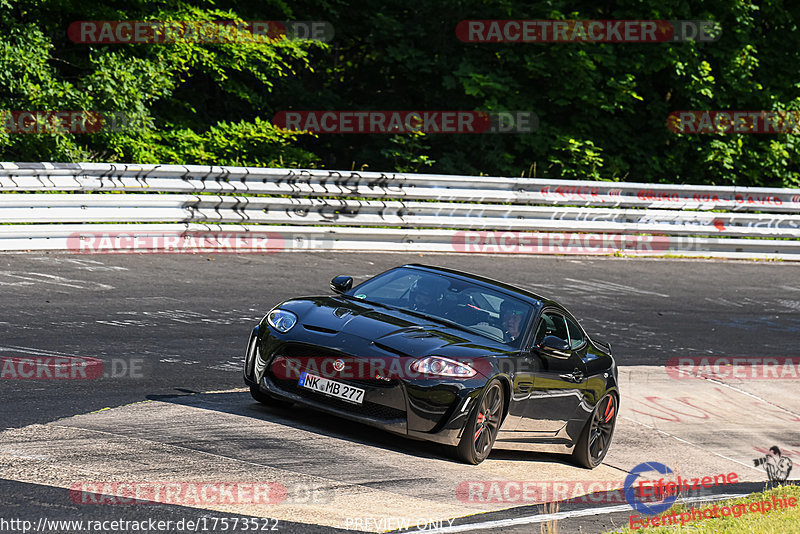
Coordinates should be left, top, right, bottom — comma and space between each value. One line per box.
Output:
267, 309, 298, 333
410, 356, 477, 378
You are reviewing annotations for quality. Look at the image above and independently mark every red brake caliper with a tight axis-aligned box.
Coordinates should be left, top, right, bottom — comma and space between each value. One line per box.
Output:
474, 412, 485, 440
604, 398, 616, 423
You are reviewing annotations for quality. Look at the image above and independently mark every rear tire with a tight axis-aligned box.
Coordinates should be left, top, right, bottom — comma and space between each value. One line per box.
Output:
250, 385, 293, 408
572, 393, 617, 469
455, 380, 504, 465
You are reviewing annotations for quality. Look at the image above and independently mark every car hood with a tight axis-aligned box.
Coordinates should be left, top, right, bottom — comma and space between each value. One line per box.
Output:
278, 296, 510, 359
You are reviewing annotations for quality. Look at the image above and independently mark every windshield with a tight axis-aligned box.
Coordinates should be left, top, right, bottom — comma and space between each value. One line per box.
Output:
347, 267, 536, 346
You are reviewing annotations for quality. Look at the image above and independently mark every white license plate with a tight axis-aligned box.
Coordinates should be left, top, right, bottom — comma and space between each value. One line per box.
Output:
299, 372, 365, 404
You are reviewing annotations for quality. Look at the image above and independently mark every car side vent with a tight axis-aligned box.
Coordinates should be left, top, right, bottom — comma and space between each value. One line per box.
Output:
303, 324, 338, 334
404, 331, 437, 338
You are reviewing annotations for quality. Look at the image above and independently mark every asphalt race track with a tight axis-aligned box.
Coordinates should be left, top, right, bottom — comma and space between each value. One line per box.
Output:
1, 252, 799, 534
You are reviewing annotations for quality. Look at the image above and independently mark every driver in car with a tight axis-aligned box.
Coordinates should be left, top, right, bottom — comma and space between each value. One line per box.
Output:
500, 300, 526, 343
408, 277, 446, 314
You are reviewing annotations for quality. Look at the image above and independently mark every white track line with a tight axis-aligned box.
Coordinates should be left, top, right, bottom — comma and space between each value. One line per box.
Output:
674, 369, 800, 418
0, 345, 86, 358
619, 416, 760, 472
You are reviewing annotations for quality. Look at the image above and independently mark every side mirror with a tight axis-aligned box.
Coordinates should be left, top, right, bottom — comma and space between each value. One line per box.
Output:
330, 275, 353, 294
536, 335, 571, 358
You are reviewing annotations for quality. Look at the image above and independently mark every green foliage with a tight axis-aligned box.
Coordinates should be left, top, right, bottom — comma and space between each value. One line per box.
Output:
611, 484, 800, 533
278, 0, 800, 186
548, 137, 605, 181
379, 133, 436, 173
0, 0, 323, 166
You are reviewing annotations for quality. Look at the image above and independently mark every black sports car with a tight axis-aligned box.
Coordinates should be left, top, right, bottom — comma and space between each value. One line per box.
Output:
244, 264, 619, 466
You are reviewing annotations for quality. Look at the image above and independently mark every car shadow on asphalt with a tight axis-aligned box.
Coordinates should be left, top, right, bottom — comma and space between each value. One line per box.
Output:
145, 390, 582, 468
146, 390, 461, 464
484, 448, 575, 464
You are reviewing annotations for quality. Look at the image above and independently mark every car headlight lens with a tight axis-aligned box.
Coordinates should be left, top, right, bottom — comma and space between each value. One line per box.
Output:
410, 356, 477, 378
267, 309, 298, 333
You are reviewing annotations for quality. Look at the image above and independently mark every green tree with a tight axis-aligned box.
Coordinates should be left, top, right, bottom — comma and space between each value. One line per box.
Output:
0, 0, 323, 167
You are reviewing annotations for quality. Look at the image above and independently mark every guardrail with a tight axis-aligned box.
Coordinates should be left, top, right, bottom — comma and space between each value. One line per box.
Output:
1, 162, 799, 259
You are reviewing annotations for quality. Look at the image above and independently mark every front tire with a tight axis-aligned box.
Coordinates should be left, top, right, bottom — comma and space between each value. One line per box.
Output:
572, 392, 617, 469
455, 380, 504, 465
250, 385, 293, 408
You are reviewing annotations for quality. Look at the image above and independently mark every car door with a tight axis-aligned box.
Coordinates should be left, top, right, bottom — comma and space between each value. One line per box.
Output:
513, 308, 589, 433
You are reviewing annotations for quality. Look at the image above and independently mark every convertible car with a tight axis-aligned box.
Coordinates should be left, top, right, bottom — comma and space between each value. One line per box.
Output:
243, 264, 619, 466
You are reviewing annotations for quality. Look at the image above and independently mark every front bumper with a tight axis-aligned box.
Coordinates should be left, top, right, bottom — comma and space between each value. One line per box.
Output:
258, 371, 409, 436
244, 330, 486, 447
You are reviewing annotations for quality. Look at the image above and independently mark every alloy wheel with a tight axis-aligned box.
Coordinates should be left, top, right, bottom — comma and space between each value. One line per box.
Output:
473, 382, 503, 457
589, 394, 616, 462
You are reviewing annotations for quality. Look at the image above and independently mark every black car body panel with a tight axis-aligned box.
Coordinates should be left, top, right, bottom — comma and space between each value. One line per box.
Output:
244, 264, 619, 460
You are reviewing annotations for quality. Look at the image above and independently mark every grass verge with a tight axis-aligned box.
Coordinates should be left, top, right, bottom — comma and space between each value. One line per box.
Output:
609, 484, 800, 533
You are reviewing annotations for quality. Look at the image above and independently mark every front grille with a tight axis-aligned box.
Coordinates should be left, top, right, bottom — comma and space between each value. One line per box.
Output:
277, 342, 399, 388
271, 376, 406, 421
282, 343, 343, 359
